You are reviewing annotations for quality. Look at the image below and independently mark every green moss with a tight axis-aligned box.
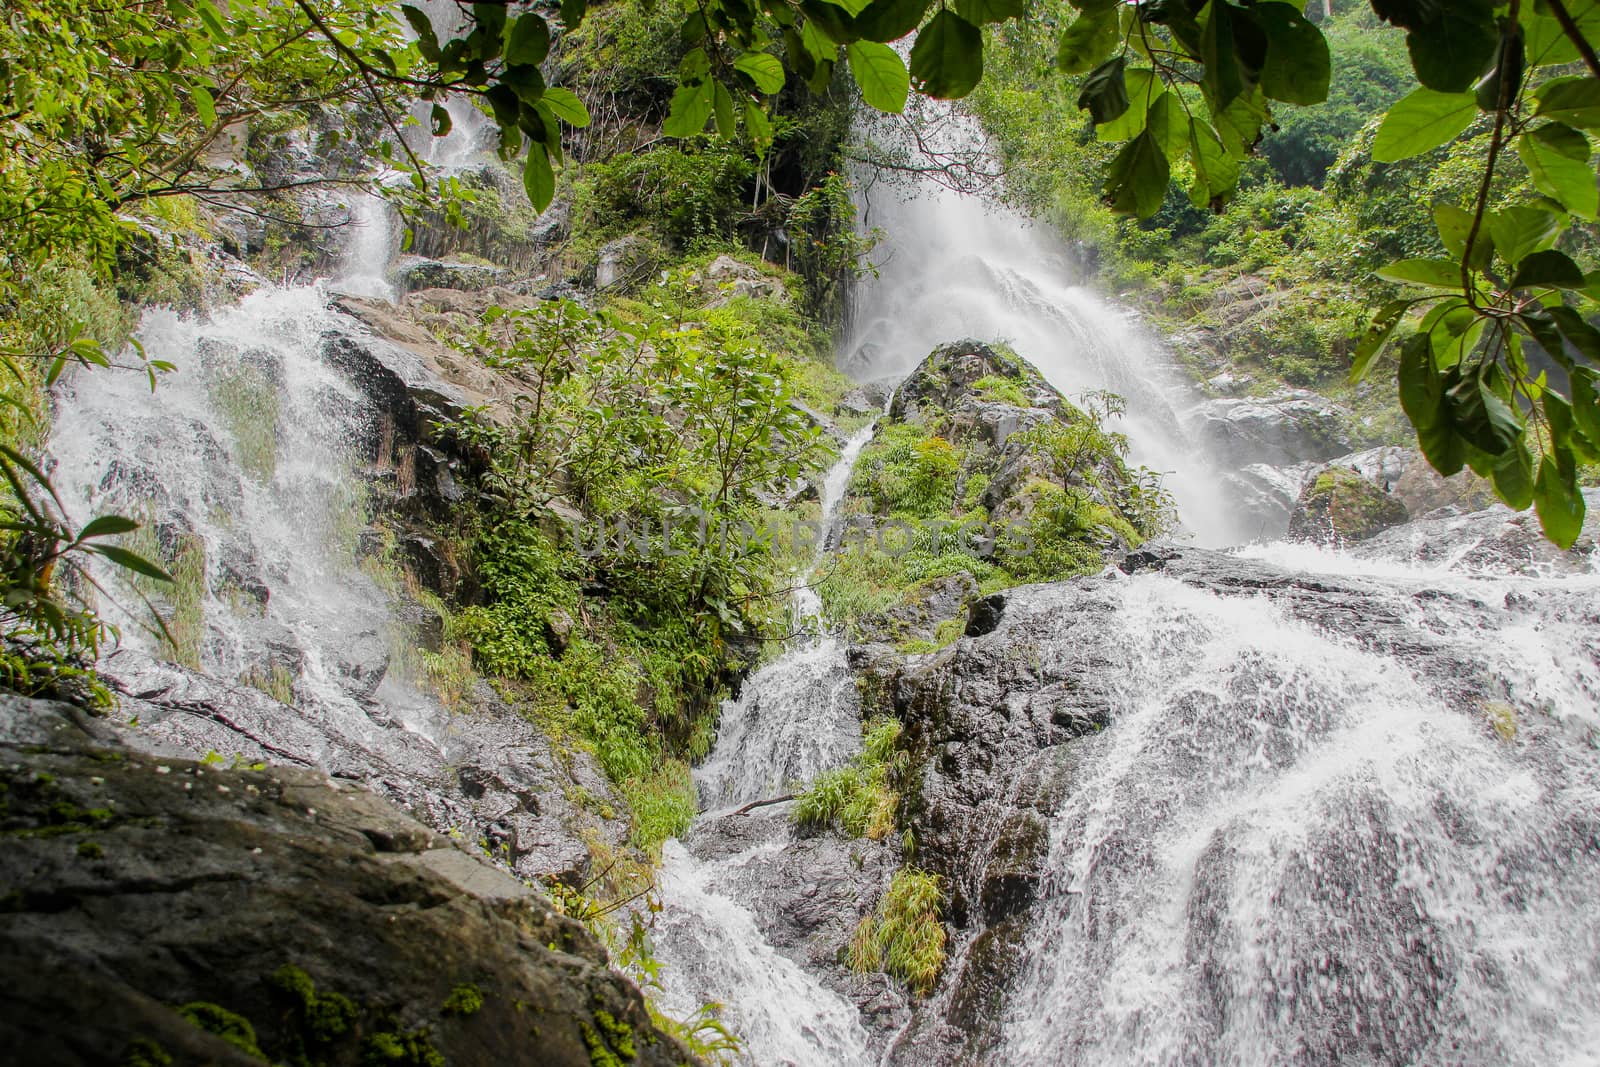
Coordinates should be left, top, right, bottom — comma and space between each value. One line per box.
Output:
441, 983, 484, 1018
361, 1029, 444, 1067
581, 1011, 637, 1067
121, 1038, 174, 1067
972, 374, 1030, 407
76, 839, 103, 859
177, 1002, 267, 1060
209, 362, 280, 482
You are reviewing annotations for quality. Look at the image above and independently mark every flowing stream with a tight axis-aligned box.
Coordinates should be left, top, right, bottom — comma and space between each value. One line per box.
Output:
40, 81, 1600, 1066
651, 120, 1600, 1066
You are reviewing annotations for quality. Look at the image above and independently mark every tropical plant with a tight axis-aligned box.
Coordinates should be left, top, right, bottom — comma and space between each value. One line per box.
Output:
365, 0, 1600, 545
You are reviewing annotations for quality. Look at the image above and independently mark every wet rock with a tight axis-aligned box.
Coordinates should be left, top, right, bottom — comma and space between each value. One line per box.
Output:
592, 235, 659, 292
1191, 389, 1354, 466
890, 339, 1060, 424
837, 385, 888, 418
0, 694, 692, 1067
854, 572, 980, 646
389, 254, 508, 294
332, 628, 390, 701
98, 650, 629, 887
1353, 490, 1600, 576
321, 325, 471, 447
1391, 452, 1497, 517
1288, 465, 1410, 544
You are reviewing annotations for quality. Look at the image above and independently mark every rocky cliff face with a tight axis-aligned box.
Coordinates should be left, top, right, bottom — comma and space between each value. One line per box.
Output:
0, 695, 694, 1067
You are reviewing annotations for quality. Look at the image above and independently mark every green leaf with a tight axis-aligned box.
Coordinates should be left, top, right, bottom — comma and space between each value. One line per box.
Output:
825, 0, 874, 15
1511, 248, 1588, 290
522, 144, 555, 211
77, 515, 141, 541
1104, 130, 1170, 219
664, 78, 715, 137
1057, 7, 1121, 76
848, 42, 910, 113
402, 5, 441, 61
1534, 455, 1585, 547
954, 0, 1023, 25
1433, 202, 1493, 270
1077, 55, 1129, 126
1096, 69, 1161, 141
1517, 124, 1597, 219
1350, 299, 1413, 382
734, 52, 786, 94
430, 103, 452, 138
1200, 0, 1246, 112
743, 98, 773, 157
1399, 332, 1466, 476
503, 13, 550, 67
1372, 88, 1477, 162
1252, 2, 1329, 105
1406, 14, 1498, 92
1490, 204, 1567, 266
191, 84, 216, 127
1445, 365, 1522, 456
1186, 120, 1240, 210
854, 0, 932, 41
541, 87, 591, 128
1546, 305, 1600, 365
713, 81, 736, 137
1572, 370, 1600, 443
1376, 258, 1462, 289
89, 544, 174, 584
1490, 440, 1535, 509
909, 10, 984, 100
561, 0, 588, 29
1536, 76, 1600, 127
1147, 92, 1190, 160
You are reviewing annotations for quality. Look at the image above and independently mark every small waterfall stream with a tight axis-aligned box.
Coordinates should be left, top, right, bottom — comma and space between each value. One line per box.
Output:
650, 428, 879, 1066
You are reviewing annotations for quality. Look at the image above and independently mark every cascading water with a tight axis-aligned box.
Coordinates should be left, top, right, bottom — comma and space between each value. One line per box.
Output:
649, 427, 879, 1067
1001, 555, 1600, 1066
50, 285, 450, 752
842, 112, 1243, 548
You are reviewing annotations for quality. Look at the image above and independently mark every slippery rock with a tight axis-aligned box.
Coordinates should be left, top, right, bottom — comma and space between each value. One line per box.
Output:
389, 255, 508, 294
1288, 465, 1410, 544
0, 695, 692, 1067
101, 650, 627, 887
1190, 389, 1354, 466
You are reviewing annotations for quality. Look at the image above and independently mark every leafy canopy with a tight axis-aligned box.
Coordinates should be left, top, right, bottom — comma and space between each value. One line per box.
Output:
374, 0, 1600, 547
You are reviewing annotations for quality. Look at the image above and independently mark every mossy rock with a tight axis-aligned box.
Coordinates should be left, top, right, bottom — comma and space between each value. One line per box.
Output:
1288, 465, 1410, 544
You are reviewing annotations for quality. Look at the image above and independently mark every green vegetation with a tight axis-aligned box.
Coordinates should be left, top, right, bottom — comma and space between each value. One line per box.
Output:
176, 1002, 266, 1061
817, 350, 1172, 638
849, 867, 947, 996
794, 717, 906, 839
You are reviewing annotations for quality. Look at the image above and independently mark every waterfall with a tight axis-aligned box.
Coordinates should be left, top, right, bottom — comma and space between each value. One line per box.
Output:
49, 284, 450, 748
842, 142, 1245, 548
649, 432, 880, 1067
1001, 558, 1600, 1066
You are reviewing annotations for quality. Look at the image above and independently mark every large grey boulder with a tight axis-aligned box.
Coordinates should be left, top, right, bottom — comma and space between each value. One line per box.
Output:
1190, 389, 1354, 466
0, 694, 694, 1067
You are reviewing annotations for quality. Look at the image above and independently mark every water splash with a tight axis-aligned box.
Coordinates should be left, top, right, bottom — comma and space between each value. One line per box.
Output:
50, 284, 448, 748
653, 838, 875, 1067
842, 165, 1245, 547
1002, 565, 1600, 1067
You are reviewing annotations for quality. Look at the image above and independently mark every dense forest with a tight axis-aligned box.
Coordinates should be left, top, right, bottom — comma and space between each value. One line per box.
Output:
3, 1, 1599, 1065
